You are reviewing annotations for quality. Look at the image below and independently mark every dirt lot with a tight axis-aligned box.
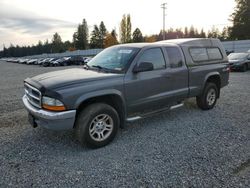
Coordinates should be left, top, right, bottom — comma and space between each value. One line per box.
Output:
0, 61, 249, 187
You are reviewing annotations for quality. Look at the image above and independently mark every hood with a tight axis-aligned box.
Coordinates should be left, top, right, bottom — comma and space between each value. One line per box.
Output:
30, 68, 123, 90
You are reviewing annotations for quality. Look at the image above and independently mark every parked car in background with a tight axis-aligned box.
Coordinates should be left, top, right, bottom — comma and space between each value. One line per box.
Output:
52, 57, 71, 66
35, 58, 45, 65
228, 52, 250, 72
37, 58, 49, 66
42, 58, 56, 67
26, 59, 38, 65
19, 59, 29, 64
69, 56, 86, 65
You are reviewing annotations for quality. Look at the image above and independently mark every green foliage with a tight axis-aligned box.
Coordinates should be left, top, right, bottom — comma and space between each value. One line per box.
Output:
99, 21, 107, 48
119, 14, 132, 43
1, 35, 74, 57
158, 26, 207, 40
229, 0, 250, 39
90, 21, 107, 48
90, 25, 101, 48
51, 32, 63, 53
207, 26, 220, 38
74, 19, 89, 50
132, 28, 144, 42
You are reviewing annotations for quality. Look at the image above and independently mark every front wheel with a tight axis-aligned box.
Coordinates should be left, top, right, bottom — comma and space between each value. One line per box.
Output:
75, 103, 119, 148
196, 82, 218, 110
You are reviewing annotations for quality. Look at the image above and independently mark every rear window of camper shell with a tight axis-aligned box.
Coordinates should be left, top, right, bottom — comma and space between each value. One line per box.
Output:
189, 47, 223, 62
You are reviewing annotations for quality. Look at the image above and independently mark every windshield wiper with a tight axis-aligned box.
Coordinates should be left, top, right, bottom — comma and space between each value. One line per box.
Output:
91, 65, 112, 72
91, 65, 122, 73
92, 65, 105, 70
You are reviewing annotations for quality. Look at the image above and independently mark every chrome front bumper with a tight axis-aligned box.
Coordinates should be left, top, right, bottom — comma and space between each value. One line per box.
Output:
22, 95, 76, 130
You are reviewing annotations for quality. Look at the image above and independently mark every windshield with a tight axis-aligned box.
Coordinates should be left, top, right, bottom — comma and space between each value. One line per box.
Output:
228, 53, 248, 60
87, 46, 140, 73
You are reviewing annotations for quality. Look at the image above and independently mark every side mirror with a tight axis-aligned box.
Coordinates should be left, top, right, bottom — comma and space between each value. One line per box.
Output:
133, 62, 154, 73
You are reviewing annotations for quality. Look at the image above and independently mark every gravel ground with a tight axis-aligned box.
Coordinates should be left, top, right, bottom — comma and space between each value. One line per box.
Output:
0, 61, 249, 187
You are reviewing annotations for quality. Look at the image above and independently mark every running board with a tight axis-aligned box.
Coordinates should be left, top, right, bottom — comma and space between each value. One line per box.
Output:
126, 103, 184, 122
170, 103, 184, 110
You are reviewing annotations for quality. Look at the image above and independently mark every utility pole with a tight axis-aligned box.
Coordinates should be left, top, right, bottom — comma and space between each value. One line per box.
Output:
161, 3, 167, 40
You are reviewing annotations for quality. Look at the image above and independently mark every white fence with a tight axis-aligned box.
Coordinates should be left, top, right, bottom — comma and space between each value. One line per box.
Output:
222, 40, 250, 53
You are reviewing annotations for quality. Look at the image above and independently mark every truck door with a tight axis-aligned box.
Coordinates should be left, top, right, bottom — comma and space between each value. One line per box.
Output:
163, 46, 189, 101
124, 47, 174, 114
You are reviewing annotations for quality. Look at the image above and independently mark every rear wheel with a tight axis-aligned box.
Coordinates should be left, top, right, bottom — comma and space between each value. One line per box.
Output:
75, 103, 119, 148
196, 82, 218, 110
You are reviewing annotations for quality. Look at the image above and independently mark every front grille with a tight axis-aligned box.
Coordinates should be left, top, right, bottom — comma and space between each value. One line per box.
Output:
24, 83, 41, 108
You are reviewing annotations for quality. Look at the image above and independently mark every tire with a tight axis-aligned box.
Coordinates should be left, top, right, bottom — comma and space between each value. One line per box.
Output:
196, 82, 218, 110
241, 64, 247, 72
75, 103, 120, 148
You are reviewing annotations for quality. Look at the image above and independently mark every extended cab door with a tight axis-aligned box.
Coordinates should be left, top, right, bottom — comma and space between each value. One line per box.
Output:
124, 47, 175, 115
163, 46, 189, 101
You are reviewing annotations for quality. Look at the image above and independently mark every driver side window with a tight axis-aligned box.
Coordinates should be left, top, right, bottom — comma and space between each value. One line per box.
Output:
138, 48, 166, 70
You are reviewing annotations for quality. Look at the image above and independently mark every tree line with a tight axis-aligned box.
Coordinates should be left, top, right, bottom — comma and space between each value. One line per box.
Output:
1, 0, 249, 57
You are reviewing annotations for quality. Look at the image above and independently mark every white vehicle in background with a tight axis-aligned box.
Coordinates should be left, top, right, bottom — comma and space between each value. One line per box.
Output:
26, 59, 38, 65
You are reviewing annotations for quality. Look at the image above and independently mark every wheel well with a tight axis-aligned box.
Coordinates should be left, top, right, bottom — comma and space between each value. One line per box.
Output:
75, 95, 125, 128
206, 75, 221, 97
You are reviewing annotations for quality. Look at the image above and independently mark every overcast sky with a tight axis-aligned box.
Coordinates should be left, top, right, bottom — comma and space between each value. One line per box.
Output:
0, 0, 236, 50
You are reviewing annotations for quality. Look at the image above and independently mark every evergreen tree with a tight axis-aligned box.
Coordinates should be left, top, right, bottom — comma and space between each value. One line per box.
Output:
200, 29, 206, 38
132, 28, 143, 42
51, 32, 63, 53
99, 21, 107, 48
75, 19, 89, 49
230, 0, 250, 39
90, 25, 101, 48
72, 32, 77, 48
220, 27, 230, 40
189, 26, 195, 38
184, 27, 189, 38
208, 26, 221, 38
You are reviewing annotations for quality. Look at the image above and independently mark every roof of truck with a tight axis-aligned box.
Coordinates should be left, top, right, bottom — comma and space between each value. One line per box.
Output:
113, 38, 221, 48
156, 38, 221, 47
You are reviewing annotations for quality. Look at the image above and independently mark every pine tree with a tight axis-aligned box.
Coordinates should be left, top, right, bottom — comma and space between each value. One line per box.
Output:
51, 32, 63, 53
200, 29, 206, 38
230, 0, 250, 39
132, 28, 143, 42
75, 19, 89, 49
90, 25, 101, 48
99, 21, 107, 48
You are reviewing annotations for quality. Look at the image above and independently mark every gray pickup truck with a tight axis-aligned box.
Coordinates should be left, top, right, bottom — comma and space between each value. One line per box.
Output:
23, 38, 229, 148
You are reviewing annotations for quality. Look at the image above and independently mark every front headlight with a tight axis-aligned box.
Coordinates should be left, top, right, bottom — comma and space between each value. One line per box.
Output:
42, 96, 66, 111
